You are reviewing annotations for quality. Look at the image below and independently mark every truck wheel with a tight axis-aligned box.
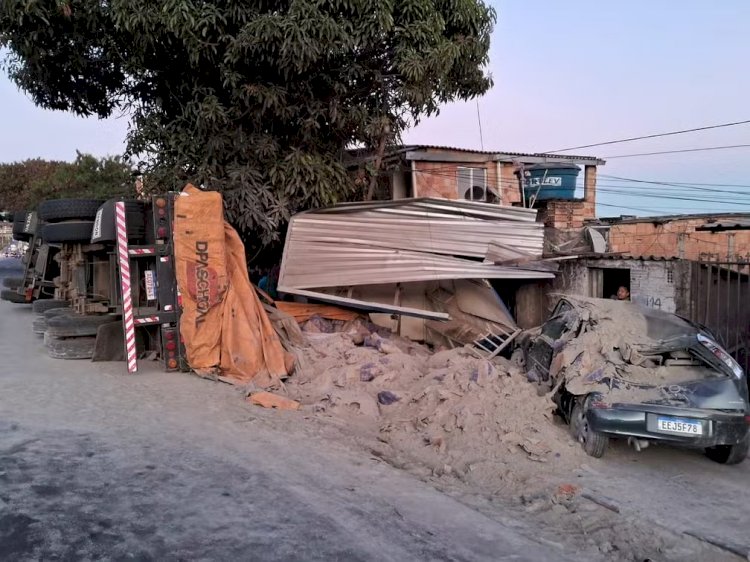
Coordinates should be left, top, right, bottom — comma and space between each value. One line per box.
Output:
42, 221, 95, 243
32, 299, 69, 314
46, 313, 119, 338
44, 334, 96, 360
43, 307, 75, 320
32, 316, 48, 335
2, 277, 23, 289
570, 401, 609, 458
12, 211, 33, 241
705, 433, 749, 465
37, 199, 104, 222
91, 200, 147, 242
0, 289, 27, 303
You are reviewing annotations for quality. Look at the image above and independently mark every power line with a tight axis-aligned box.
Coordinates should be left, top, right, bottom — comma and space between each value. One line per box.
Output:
599, 174, 750, 189
544, 119, 750, 154
602, 144, 750, 159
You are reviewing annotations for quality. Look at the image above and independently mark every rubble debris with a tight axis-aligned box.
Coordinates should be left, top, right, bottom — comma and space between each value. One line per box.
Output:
248, 391, 300, 411
275, 301, 361, 323
377, 391, 400, 405
282, 329, 579, 493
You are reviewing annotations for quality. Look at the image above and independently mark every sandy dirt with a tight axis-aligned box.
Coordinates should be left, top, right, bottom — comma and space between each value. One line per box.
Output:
1, 287, 747, 561
276, 317, 750, 561
0, 299, 575, 561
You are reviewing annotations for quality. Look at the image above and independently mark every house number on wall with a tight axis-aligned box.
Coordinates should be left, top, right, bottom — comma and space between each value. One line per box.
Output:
646, 296, 662, 309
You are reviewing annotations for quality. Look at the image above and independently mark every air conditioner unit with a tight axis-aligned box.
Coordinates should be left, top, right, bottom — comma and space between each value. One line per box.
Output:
462, 185, 487, 202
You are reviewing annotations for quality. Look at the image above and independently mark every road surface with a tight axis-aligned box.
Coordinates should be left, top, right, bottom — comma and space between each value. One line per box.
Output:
0, 299, 565, 561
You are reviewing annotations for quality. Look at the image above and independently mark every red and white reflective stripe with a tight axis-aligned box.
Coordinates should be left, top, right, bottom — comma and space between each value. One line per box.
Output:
115, 201, 137, 373
134, 316, 160, 325
129, 248, 156, 255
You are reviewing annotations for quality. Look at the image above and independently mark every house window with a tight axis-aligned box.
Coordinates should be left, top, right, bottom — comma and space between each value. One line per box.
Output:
589, 267, 630, 299
457, 167, 487, 202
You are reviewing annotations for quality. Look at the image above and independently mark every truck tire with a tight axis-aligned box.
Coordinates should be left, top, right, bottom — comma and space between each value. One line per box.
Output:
2, 277, 23, 289
44, 334, 96, 360
46, 313, 119, 338
91, 200, 147, 242
32, 299, 69, 314
37, 199, 104, 222
42, 221, 95, 243
1, 289, 27, 303
12, 211, 33, 241
43, 308, 75, 323
32, 316, 48, 335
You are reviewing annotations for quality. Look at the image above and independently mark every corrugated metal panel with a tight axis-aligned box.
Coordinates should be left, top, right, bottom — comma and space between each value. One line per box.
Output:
312, 197, 540, 223
279, 198, 552, 293
696, 219, 750, 232
580, 253, 680, 262
281, 242, 553, 288
292, 215, 543, 259
346, 144, 603, 162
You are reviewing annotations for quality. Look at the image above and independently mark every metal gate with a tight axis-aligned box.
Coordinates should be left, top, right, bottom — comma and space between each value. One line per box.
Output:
689, 258, 750, 374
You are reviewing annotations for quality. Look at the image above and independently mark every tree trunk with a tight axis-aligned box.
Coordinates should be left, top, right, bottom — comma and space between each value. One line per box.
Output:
365, 133, 388, 201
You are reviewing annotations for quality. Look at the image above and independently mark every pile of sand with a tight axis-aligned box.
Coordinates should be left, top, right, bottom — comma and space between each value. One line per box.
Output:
284, 322, 584, 492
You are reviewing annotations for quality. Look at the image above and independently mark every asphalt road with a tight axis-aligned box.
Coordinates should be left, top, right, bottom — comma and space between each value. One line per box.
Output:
0, 300, 566, 561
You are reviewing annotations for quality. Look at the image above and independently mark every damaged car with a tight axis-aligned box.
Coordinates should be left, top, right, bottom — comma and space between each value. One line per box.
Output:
523, 296, 749, 464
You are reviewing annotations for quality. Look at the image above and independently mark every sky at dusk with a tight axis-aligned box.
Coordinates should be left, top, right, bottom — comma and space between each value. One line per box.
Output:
1, 1, 749, 217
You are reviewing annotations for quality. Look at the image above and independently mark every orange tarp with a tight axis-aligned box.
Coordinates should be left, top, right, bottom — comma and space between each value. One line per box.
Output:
174, 185, 291, 386
274, 302, 360, 323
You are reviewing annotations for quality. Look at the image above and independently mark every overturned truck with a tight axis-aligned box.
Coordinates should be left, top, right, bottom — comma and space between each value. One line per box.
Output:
3, 189, 291, 386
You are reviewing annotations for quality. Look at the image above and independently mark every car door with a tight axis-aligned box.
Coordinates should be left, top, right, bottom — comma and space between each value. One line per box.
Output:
526, 299, 576, 381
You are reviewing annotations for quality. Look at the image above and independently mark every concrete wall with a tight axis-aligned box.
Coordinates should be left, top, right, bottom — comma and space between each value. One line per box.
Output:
553, 258, 691, 315
608, 216, 750, 261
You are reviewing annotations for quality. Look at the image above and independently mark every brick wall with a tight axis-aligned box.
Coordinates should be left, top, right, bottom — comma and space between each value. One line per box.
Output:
408, 156, 601, 216
412, 160, 501, 201
538, 200, 597, 230
534, 165, 598, 230
608, 217, 750, 261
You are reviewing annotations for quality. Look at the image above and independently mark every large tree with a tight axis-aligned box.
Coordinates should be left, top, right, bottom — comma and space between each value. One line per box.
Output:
0, 0, 495, 245
0, 153, 134, 211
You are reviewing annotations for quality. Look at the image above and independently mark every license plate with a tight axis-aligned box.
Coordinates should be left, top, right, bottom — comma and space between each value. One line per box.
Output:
656, 417, 702, 436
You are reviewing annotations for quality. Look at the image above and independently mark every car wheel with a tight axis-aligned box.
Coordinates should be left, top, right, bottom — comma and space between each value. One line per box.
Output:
46, 313, 119, 338
0, 289, 28, 304
32, 299, 69, 314
2, 276, 23, 289
705, 433, 749, 465
570, 400, 609, 458
44, 333, 96, 360
37, 199, 105, 222
41, 221, 95, 243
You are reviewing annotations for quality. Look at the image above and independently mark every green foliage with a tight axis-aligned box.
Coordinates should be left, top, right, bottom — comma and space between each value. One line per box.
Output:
0, 153, 134, 211
0, 0, 495, 244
